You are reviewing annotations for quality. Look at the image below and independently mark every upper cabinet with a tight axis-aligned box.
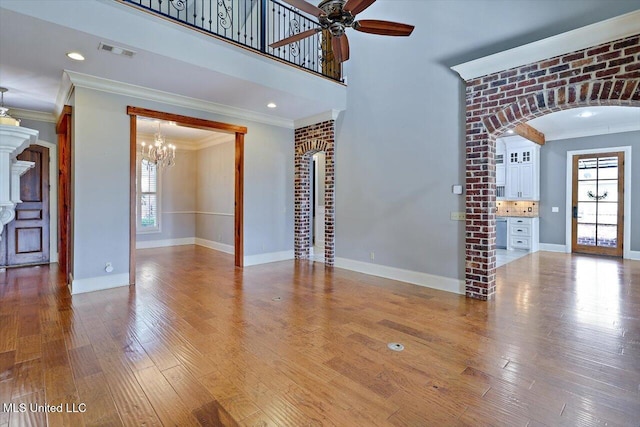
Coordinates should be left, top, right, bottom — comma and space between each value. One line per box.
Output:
504, 138, 540, 201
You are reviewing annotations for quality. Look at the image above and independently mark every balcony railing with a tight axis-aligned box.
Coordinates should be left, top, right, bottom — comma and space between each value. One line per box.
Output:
119, 0, 342, 81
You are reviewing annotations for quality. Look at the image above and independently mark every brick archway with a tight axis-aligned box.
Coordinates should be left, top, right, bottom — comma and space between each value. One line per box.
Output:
464, 34, 640, 300
294, 121, 336, 266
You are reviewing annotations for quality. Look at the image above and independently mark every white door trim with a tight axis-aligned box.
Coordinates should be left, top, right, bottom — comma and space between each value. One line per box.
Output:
565, 146, 632, 259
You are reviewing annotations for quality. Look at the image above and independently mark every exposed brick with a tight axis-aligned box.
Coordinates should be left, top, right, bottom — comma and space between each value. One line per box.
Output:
549, 64, 569, 74
596, 67, 621, 78
587, 45, 610, 56
539, 58, 560, 69
584, 63, 606, 73
613, 37, 639, 50
562, 52, 585, 62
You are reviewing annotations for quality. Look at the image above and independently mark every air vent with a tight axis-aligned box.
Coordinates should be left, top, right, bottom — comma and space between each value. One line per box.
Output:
98, 42, 136, 58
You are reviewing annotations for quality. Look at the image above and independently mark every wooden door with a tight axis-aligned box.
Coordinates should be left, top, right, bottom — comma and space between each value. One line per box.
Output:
6, 145, 50, 266
571, 151, 624, 257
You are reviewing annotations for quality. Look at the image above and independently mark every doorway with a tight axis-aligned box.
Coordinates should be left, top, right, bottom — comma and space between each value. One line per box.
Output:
311, 152, 326, 262
571, 151, 625, 257
127, 107, 247, 285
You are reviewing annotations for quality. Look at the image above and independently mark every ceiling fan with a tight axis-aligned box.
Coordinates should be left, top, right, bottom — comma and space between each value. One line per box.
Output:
270, 0, 415, 63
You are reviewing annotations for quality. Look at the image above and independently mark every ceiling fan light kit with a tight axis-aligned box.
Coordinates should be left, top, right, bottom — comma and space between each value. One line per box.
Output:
271, 0, 414, 63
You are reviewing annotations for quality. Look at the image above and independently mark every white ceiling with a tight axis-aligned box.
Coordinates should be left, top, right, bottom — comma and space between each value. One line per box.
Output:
527, 106, 640, 141
0, 3, 344, 122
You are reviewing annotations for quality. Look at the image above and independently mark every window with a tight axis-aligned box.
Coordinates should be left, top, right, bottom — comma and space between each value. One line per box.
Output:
138, 158, 160, 232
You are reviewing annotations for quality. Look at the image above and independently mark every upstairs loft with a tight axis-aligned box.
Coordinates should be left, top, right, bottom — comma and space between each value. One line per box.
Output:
120, 0, 343, 82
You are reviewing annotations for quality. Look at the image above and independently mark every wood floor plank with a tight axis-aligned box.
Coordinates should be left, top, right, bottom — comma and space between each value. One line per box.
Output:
133, 365, 200, 426
1, 248, 639, 425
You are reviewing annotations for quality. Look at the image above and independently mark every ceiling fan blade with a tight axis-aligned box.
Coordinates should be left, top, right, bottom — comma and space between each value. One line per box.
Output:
332, 34, 350, 63
270, 28, 321, 49
279, 0, 324, 17
344, 0, 377, 16
354, 20, 415, 36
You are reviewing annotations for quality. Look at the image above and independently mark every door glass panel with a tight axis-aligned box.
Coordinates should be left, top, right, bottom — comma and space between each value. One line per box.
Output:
577, 158, 597, 180
598, 157, 618, 179
577, 202, 596, 223
595, 180, 618, 202
578, 181, 597, 202
577, 223, 596, 246
597, 202, 618, 225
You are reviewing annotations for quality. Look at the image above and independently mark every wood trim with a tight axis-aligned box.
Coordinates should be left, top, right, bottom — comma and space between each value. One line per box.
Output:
571, 151, 624, 257
514, 123, 545, 146
55, 105, 72, 134
128, 107, 245, 270
235, 132, 244, 267
129, 115, 137, 285
126, 107, 247, 134
56, 105, 72, 282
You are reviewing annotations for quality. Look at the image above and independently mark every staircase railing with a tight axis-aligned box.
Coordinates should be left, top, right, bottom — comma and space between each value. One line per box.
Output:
119, 0, 342, 81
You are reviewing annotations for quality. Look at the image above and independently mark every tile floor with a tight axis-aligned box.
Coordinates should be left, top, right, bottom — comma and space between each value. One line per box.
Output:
496, 248, 531, 267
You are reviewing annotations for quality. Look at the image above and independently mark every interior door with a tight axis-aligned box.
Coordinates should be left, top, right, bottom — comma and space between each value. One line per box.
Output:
5, 145, 50, 266
571, 151, 624, 257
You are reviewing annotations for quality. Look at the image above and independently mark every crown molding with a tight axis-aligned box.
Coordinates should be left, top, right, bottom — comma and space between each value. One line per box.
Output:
62, 70, 295, 129
294, 109, 341, 129
10, 108, 57, 123
452, 10, 640, 81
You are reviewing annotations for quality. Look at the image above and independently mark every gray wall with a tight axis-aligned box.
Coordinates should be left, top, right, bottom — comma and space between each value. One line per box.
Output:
72, 87, 293, 281
17, 118, 56, 144
196, 141, 235, 246
136, 149, 197, 243
540, 131, 639, 250
335, 0, 640, 280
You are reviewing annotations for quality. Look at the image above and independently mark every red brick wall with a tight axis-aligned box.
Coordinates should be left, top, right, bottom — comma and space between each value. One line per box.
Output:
294, 121, 335, 266
465, 35, 640, 300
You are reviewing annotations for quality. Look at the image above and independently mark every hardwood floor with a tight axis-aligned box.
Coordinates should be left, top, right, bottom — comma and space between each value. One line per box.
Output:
1, 246, 639, 426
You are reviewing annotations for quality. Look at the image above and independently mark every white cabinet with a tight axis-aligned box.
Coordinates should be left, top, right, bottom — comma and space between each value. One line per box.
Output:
507, 217, 539, 252
505, 139, 539, 200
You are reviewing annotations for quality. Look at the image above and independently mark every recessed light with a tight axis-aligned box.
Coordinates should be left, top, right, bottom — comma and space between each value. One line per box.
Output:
66, 52, 85, 61
507, 129, 514, 134
267, 102, 277, 109
578, 111, 594, 118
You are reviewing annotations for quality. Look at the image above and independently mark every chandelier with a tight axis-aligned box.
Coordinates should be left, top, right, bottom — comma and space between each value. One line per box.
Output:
141, 121, 176, 168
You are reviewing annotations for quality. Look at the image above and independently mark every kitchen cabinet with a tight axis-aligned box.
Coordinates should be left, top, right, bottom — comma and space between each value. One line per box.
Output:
507, 217, 539, 252
505, 139, 539, 200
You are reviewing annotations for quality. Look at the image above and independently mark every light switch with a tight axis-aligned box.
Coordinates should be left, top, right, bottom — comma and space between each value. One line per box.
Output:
552, 207, 559, 213
452, 185, 463, 195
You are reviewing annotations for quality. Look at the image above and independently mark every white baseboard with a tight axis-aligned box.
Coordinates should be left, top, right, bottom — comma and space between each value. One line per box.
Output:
539, 243, 568, 253
136, 237, 195, 249
71, 273, 129, 295
334, 257, 465, 295
244, 250, 294, 266
629, 251, 640, 261
195, 238, 234, 255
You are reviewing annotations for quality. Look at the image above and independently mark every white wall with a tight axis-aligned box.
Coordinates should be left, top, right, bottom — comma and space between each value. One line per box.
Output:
71, 87, 293, 292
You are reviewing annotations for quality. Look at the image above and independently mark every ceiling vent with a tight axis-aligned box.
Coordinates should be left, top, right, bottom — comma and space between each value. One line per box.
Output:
98, 42, 136, 58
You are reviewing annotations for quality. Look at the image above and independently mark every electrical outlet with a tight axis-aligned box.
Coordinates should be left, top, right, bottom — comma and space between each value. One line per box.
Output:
370, 251, 375, 261
552, 207, 559, 213
450, 212, 466, 221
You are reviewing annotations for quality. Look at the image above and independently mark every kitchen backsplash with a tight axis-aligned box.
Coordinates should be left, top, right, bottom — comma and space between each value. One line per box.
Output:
496, 200, 539, 217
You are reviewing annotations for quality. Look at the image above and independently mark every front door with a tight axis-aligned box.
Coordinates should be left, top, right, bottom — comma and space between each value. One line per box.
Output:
1, 145, 50, 266
571, 151, 624, 257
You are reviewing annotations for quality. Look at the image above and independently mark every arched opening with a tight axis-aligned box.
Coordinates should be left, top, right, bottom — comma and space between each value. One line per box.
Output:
294, 125, 336, 266
465, 72, 640, 300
